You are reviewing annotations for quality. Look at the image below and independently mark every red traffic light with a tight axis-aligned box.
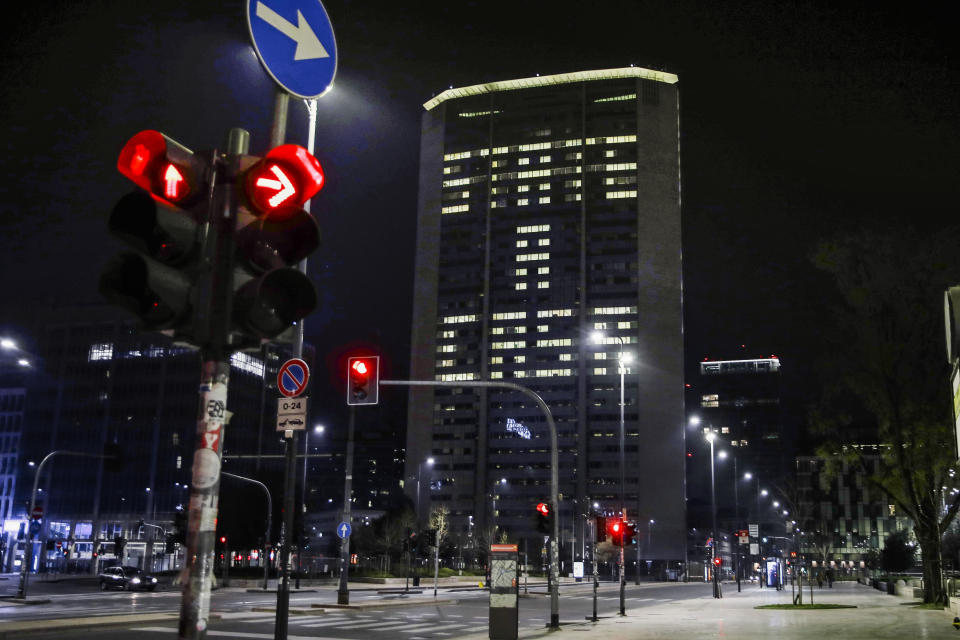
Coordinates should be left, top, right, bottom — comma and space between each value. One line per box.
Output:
351, 359, 369, 378
243, 144, 324, 217
611, 522, 621, 533
347, 356, 380, 406
219, 536, 227, 544
536, 502, 550, 516
118, 130, 203, 203
713, 557, 722, 566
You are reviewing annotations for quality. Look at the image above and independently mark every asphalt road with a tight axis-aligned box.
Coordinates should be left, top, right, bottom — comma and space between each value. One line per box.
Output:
0, 578, 715, 639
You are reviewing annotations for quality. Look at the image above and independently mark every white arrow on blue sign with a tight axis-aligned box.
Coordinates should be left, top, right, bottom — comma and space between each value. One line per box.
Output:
336, 521, 352, 539
246, 0, 338, 99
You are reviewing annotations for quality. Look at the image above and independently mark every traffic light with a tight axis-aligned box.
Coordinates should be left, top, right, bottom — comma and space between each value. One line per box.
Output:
165, 534, 176, 554
232, 144, 322, 342
408, 531, 419, 554
100, 130, 211, 341
623, 523, 636, 546
173, 509, 187, 544
595, 516, 607, 542
103, 131, 324, 349
608, 519, 624, 545
535, 502, 553, 534
114, 536, 126, 557
713, 556, 722, 567
347, 356, 380, 405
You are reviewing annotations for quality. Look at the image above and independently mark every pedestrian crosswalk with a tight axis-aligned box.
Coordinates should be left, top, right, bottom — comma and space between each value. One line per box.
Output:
133, 611, 499, 638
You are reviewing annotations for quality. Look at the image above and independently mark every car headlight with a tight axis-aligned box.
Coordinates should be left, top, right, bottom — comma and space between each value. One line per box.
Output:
131, 577, 141, 584
151, 577, 157, 583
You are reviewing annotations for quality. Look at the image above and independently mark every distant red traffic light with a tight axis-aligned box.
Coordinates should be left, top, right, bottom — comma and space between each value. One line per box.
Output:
536, 502, 550, 516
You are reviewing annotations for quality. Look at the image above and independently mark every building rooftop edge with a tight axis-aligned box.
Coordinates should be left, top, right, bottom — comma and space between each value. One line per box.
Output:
423, 66, 679, 111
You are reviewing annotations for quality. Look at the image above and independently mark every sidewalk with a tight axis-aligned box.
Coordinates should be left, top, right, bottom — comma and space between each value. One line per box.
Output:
457, 580, 960, 640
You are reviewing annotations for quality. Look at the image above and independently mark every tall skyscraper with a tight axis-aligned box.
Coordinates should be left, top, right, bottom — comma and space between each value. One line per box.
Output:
406, 67, 685, 569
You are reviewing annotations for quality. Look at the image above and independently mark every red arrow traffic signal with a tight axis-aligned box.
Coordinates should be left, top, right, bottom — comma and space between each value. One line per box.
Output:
117, 130, 207, 203
242, 144, 324, 218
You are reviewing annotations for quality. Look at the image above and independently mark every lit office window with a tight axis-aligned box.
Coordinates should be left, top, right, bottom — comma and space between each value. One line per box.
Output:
539, 196, 551, 204
515, 282, 527, 290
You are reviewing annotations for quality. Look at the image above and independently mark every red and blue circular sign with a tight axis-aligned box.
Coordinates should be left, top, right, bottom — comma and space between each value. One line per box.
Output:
277, 358, 310, 398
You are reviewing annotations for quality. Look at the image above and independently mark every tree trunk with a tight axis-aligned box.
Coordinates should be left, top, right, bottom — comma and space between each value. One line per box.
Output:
916, 519, 947, 605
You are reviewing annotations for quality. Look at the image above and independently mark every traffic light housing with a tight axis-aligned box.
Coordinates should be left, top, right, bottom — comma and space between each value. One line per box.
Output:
347, 356, 380, 405
103, 131, 324, 350
608, 519, 624, 545
101, 131, 211, 341
623, 522, 636, 546
535, 502, 553, 534
595, 516, 607, 542
232, 144, 322, 342
408, 531, 419, 554
114, 536, 126, 557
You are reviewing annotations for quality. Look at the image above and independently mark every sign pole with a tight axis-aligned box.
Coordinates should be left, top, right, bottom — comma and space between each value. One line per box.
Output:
178, 128, 246, 640
336, 406, 356, 604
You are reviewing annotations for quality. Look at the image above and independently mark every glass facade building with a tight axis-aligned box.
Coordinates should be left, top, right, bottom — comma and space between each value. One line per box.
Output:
407, 67, 686, 568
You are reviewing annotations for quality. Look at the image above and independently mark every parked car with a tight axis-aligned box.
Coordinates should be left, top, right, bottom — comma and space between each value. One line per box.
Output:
98, 565, 159, 591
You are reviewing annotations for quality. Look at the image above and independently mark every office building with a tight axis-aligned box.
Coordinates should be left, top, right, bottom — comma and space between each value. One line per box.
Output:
406, 67, 685, 569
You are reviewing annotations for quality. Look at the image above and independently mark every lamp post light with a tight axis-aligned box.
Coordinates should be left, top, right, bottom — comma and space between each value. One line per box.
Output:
296, 424, 323, 588
591, 331, 630, 616
705, 432, 721, 598
416, 457, 435, 527
490, 477, 507, 540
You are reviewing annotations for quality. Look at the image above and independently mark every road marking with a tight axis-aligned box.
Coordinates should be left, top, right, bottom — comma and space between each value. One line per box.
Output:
131, 628, 333, 639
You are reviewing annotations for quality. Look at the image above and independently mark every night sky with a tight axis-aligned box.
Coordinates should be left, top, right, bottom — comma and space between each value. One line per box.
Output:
1, 0, 958, 461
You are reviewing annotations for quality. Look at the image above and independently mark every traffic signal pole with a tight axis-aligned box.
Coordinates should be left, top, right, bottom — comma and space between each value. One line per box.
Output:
178, 128, 247, 640
381, 379, 561, 628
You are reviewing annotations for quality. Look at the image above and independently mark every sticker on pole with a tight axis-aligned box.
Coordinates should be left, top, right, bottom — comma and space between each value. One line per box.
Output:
277, 358, 310, 398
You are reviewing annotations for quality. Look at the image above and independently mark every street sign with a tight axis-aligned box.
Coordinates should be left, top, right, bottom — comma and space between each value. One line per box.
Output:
750, 543, 760, 555
748, 523, 759, 537
739, 534, 749, 544
31, 505, 43, 520
29, 520, 41, 535
276, 395, 308, 431
336, 521, 351, 539
246, 0, 338, 99
277, 358, 310, 398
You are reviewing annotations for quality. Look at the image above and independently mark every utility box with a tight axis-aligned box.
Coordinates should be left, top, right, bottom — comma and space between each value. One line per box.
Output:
489, 544, 519, 640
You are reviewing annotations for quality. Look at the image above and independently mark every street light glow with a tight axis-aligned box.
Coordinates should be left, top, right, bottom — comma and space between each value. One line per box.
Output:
689, 416, 701, 427
705, 431, 716, 442
1, 339, 15, 350
744, 472, 752, 480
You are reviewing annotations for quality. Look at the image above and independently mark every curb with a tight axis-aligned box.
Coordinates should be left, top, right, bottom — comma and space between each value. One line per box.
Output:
0, 612, 180, 639
0, 598, 52, 606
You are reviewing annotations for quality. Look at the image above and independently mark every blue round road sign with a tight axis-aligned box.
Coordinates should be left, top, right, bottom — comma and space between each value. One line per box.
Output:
336, 522, 352, 539
246, 0, 338, 99
278, 358, 310, 398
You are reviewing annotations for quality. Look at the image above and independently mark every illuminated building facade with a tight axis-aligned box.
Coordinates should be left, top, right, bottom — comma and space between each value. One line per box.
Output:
406, 67, 685, 569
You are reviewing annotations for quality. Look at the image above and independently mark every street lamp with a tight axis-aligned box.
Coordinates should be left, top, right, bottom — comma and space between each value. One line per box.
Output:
705, 431, 721, 598
297, 424, 324, 586
591, 330, 631, 616
416, 457, 435, 526
490, 477, 507, 542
